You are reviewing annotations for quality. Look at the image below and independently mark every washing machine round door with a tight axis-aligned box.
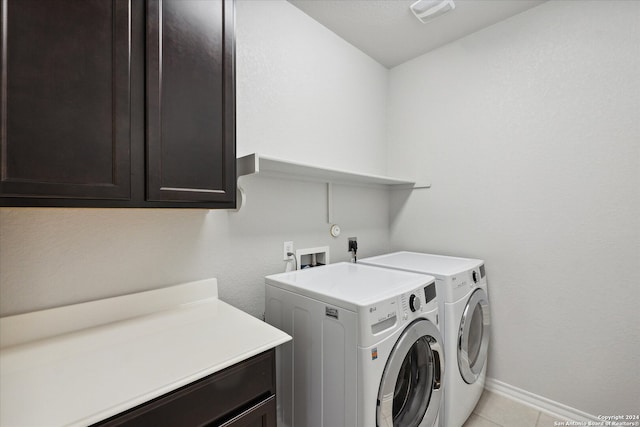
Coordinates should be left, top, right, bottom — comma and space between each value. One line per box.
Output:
377, 319, 444, 427
458, 288, 491, 384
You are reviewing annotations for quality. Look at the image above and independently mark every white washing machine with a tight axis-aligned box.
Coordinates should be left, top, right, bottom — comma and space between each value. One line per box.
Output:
360, 252, 491, 427
265, 262, 444, 427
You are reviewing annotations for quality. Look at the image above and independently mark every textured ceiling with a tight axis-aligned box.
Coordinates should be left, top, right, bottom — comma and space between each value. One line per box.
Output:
288, 0, 547, 68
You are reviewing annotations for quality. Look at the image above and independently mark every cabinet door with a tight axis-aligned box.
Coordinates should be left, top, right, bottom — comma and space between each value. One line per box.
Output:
0, 0, 131, 200
94, 350, 275, 427
146, 0, 235, 204
219, 396, 276, 427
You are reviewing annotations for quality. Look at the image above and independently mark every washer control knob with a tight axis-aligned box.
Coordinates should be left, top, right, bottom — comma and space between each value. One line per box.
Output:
472, 270, 479, 283
409, 294, 421, 312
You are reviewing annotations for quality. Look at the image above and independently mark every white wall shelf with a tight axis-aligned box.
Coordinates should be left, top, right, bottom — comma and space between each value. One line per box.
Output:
237, 153, 429, 189
235, 153, 429, 217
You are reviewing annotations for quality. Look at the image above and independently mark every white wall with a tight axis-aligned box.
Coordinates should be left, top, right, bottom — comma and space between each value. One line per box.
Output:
3, 0, 638, 419
0, 0, 391, 317
387, 0, 640, 417
236, 0, 388, 175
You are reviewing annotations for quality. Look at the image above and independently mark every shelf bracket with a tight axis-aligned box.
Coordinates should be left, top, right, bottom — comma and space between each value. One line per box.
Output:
232, 185, 246, 212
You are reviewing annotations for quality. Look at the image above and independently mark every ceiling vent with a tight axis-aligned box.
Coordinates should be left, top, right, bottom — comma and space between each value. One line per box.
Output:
410, 0, 456, 24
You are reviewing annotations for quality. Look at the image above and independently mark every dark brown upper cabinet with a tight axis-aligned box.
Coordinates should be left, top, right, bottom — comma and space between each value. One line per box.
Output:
0, 0, 132, 201
0, 0, 236, 208
146, 0, 235, 204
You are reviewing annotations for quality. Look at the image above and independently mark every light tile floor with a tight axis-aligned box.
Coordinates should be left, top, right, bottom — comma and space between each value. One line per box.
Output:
462, 390, 564, 427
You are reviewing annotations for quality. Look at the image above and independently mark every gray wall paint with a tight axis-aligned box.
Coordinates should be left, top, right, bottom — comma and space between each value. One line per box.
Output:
387, 0, 640, 417
236, 0, 389, 174
0, 177, 391, 317
0, 0, 391, 317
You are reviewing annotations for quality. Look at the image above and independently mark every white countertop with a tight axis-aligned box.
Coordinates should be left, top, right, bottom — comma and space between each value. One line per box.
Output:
0, 279, 291, 426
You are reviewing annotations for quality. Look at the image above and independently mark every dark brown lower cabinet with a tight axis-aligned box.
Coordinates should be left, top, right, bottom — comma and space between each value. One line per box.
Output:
93, 350, 275, 427
219, 397, 276, 427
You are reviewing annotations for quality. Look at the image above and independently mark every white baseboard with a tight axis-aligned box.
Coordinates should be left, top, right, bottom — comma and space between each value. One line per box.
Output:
484, 377, 600, 423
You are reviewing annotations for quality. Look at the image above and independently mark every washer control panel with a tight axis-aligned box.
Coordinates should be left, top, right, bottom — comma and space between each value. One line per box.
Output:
409, 294, 421, 312
366, 281, 438, 335
399, 282, 437, 319
367, 298, 397, 325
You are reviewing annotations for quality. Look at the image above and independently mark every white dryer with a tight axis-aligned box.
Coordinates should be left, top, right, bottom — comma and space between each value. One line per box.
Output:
360, 252, 490, 427
265, 262, 444, 427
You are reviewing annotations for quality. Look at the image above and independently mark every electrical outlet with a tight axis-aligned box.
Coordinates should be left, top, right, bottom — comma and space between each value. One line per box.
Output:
348, 237, 357, 252
283, 241, 294, 260
348, 237, 358, 263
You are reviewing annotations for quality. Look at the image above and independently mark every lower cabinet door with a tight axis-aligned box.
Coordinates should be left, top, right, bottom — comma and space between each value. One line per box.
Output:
93, 350, 275, 427
219, 396, 276, 427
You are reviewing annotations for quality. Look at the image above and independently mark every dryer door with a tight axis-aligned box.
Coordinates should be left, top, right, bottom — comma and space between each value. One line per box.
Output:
377, 319, 444, 427
458, 288, 491, 384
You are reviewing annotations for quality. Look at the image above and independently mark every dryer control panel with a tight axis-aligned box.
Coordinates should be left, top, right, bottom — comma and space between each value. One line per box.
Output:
447, 264, 487, 301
